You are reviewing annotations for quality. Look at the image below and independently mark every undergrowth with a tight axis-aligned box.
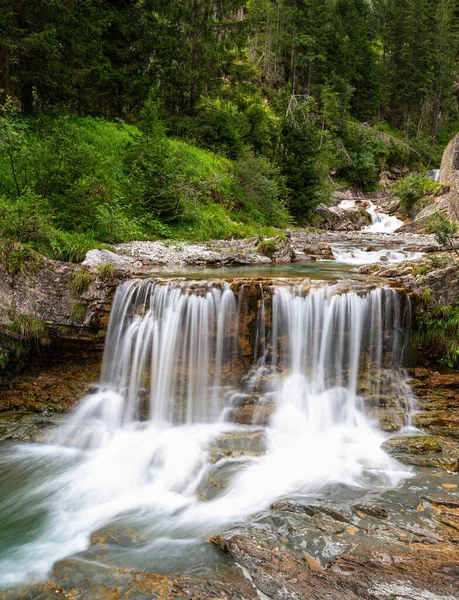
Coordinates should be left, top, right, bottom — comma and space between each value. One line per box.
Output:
413, 302, 459, 369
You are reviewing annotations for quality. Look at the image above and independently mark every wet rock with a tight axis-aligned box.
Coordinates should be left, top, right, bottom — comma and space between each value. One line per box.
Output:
383, 434, 444, 455
209, 471, 459, 600
226, 403, 273, 425
0, 352, 101, 414
209, 429, 266, 462
227, 392, 256, 407
382, 434, 459, 471
12, 563, 259, 600
0, 412, 65, 442
352, 504, 388, 520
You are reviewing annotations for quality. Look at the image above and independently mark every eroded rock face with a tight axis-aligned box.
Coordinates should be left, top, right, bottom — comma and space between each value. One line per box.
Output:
0, 259, 119, 336
440, 133, 459, 191
0, 257, 121, 411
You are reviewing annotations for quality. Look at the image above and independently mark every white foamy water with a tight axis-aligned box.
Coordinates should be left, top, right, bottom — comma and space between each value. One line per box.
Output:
0, 281, 413, 588
362, 202, 404, 234
338, 199, 357, 209
332, 247, 424, 265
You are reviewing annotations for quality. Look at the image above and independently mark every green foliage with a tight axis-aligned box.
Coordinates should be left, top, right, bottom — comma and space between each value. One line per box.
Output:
97, 263, 116, 281
419, 287, 435, 305
68, 269, 93, 296
0, 243, 45, 276
232, 156, 291, 227
391, 173, 441, 214
414, 303, 459, 369
426, 211, 459, 256
7, 312, 49, 349
258, 238, 277, 258
72, 303, 88, 323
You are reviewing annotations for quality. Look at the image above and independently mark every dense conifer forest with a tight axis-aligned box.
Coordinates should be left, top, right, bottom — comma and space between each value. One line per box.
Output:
0, 0, 458, 258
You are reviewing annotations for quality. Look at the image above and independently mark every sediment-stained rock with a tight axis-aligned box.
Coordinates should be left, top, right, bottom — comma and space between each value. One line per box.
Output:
210, 479, 459, 600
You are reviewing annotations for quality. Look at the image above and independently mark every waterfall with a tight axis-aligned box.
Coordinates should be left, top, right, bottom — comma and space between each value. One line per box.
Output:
0, 279, 414, 589
100, 280, 238, 425
362, 202, 404, 234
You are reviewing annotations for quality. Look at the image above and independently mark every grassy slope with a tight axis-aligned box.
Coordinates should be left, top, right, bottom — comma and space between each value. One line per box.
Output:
0, 117, 282, 262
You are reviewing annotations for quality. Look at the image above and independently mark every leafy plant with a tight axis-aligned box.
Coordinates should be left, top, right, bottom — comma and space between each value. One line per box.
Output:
414, 303, 459, 369
7, 312, 49, 348
0, 243, 45, 275
258, 238, 277, 258
426, 211, 459, 257
391, 173, 441, 214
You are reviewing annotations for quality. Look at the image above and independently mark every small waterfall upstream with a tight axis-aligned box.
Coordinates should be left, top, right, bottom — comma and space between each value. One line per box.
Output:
362, 202, 404, 234
0, 279, 414, 588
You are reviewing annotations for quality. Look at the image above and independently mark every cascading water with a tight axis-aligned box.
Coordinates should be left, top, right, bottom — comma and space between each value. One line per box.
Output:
362, 202, 404, 234
0, 279, 414, 590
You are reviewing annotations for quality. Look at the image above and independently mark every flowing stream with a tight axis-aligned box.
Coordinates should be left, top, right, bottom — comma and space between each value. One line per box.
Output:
333, 198, 424, 264
362, 202, 404, 234
0, 279, 414, 590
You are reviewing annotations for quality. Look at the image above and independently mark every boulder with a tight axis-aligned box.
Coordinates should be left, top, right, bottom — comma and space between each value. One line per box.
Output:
314, 203, 371, 231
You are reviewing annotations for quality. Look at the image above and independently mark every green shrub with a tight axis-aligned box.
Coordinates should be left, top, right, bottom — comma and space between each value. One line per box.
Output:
0, 243, 45, 275
426, 211, 459, 256
8, 312, 49, 348
232, 156, 291, 228
414, 303, 459, 369
258, 238, 277, 258
391, 173, 441, 214
0, 191, 53, 246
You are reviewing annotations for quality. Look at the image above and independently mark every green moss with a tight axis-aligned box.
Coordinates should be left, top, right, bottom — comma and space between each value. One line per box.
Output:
68, 269, 93, 296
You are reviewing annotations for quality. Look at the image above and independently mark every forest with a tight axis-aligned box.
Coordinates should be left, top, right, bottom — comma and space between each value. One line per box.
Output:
1, 0, 458, 259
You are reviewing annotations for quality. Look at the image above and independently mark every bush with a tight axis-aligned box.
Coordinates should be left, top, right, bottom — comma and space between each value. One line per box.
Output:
232, 156, 291, 228
391, 173, 440, 214
258, 238, 277, 257
426, 211, 459, 256
414, 304, 459, 369
0, 191, 53, 246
